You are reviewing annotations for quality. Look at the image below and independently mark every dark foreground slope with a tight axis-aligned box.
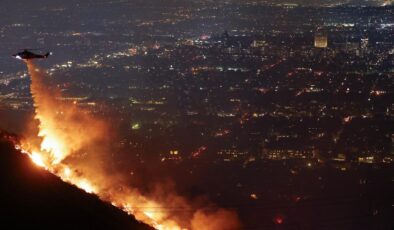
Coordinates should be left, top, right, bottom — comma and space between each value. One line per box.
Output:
0, 132, 152, 230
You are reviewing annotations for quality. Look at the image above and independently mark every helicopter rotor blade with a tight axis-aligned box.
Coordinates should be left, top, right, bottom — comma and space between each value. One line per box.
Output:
18, 48, 44, 51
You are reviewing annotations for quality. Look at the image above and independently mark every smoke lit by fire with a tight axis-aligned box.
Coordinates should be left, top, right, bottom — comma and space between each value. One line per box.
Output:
19, 61, 241, 230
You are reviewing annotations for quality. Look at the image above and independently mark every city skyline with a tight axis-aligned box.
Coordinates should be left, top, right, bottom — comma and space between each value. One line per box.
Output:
0, 1, 392, 229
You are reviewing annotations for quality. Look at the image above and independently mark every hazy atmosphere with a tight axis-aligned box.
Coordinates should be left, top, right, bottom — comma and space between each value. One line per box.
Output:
0, 1, 393, 229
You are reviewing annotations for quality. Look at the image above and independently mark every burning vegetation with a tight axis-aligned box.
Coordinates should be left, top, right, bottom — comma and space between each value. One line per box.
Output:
18, 61, 241, 230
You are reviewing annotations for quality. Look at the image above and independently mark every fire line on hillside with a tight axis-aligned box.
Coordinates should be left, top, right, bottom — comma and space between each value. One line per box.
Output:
18, 60, 241, 230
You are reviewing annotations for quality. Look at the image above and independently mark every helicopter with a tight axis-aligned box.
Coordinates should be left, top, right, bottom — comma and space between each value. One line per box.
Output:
12, 49, 51, 60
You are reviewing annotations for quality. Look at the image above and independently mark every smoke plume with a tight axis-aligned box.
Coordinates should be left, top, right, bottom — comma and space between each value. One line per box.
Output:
21, 61, 241, 230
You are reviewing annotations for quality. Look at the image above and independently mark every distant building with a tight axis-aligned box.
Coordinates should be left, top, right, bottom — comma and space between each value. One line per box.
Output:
314, 33, 328, 48
360, 38, 369, 56
262, 148, 316, 160
361, 38, 369, 49
251, 40, 266, 48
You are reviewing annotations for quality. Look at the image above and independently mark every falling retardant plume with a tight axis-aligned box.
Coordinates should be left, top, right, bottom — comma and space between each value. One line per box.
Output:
25, 61, 108, 164
18, 60, 241, 230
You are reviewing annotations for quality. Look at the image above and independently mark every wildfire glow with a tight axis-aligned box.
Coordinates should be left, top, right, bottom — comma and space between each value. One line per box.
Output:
20, 60, 241, 230
63, 167, 72, 177
76, 179, 96, 194
31, 152, 46, 168
39, 133, 65, 164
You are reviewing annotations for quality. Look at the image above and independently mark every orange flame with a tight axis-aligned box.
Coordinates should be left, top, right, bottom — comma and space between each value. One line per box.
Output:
30, 151, 46, 168
21, 61, 241, 230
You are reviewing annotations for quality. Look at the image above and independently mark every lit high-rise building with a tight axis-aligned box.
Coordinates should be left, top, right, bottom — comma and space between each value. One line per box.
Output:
361, 38, 369, 49
314, 33, 328, 48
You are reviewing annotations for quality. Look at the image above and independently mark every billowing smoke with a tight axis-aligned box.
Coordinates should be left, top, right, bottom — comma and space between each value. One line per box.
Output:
21, 61, 241, 230
192, 209, 241, 230
26, 61, 108, 164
